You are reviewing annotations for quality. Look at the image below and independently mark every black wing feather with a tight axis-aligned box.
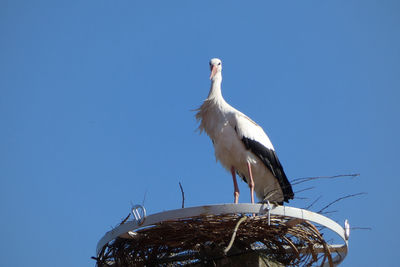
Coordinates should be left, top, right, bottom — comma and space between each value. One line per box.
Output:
242, 137, 294, 203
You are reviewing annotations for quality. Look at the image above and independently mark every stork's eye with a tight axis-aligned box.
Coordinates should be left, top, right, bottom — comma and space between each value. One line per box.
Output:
218, 62, 221, 65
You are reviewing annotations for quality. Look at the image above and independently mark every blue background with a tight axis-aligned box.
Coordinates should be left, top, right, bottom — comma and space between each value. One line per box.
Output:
1, 1, 399, 266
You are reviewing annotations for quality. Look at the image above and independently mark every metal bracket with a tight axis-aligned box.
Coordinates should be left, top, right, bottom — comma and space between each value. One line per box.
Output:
344, 219, 350, 240
131, 205, 146, 226
265, 200, 271, 225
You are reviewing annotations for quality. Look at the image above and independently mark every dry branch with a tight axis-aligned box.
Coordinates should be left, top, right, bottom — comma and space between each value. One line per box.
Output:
317, 192, 367, 213
292, 173, 360, 186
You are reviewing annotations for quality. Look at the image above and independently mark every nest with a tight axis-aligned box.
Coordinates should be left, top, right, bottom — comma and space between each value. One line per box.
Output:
95, 213, 333, 267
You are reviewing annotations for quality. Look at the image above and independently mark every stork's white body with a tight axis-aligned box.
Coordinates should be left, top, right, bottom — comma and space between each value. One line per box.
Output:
196, 58, 294, 203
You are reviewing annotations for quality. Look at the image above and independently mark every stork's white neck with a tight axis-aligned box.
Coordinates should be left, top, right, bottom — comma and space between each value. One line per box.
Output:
207, 73, 223, 100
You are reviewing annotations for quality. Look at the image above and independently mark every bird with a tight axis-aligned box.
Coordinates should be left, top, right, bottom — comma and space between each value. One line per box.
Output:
196, 58, 294, 204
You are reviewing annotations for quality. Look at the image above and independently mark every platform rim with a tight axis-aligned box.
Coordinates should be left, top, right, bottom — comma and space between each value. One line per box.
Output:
96, 203, 349, 266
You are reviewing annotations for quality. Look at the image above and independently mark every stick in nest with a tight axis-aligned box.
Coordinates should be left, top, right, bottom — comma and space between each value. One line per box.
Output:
223, 215, 248, 254
179, 182, 185, 208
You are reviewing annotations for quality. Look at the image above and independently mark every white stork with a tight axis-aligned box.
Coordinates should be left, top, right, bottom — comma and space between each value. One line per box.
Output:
196, 58, 294, 204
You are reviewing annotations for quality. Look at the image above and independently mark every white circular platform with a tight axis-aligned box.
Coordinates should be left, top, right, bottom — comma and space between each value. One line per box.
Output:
96, 203, 349, 266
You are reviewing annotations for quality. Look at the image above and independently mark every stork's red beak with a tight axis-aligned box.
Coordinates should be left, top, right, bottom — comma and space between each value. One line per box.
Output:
209, 65, 217, 80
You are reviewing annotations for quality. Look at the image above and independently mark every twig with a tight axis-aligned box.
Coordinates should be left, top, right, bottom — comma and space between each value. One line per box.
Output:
304, 195, 322, 210
317, 192, 367, 213
319, 210, 338, 215
295, 186, 315, 194
351, 227, 372, 231
295, 196, 309, 200
224, 216, 248, 254
179, 182, 185, 209
119, 214, 131, 226
142, 189, 148, 206
292, 173, 360, 186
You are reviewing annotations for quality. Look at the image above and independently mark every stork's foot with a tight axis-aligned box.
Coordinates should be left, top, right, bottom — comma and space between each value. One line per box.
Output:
259, 200, 281, 206
231, 167, 240, 204
233, 192, 239, 204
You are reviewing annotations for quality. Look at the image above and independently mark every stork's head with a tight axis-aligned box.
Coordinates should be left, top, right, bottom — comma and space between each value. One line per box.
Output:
209, 58, 222, 80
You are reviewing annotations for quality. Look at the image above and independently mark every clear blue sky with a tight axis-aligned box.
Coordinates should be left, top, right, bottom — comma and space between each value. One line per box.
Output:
1, 1, 399, 266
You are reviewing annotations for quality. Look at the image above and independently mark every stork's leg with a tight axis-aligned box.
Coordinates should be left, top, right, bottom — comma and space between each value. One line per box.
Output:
247, 162, 255, 204
230, 167, 240, 204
